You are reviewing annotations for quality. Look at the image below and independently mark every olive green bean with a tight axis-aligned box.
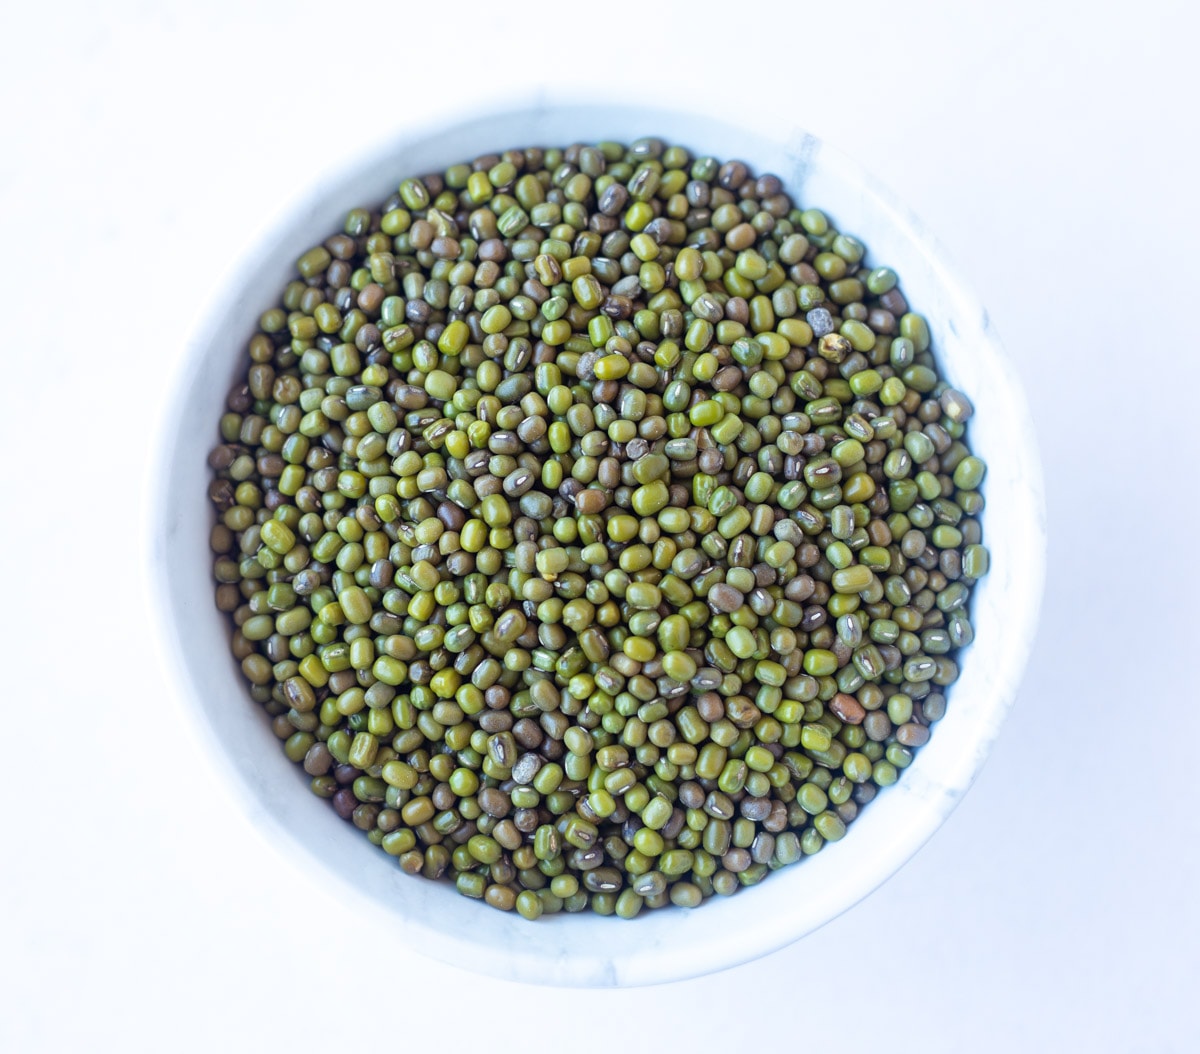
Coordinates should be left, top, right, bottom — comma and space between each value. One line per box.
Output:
209, 136, 989, 920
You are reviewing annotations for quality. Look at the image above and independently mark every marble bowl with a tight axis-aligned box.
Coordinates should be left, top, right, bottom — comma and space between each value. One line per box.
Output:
152, 103, 1045, 986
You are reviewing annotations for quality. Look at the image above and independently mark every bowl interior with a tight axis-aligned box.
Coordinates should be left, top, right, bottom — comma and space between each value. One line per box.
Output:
153, 103, 1045, 986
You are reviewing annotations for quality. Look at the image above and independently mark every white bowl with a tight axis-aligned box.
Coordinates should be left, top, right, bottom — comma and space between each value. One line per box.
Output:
151, 103, 1045, 987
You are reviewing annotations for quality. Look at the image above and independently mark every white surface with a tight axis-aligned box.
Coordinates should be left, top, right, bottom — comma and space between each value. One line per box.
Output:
156, 103, 1043, 986
1, 0, 1196, 1048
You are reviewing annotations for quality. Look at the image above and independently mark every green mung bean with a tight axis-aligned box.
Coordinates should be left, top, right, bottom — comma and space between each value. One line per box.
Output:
209, 136, 989, 920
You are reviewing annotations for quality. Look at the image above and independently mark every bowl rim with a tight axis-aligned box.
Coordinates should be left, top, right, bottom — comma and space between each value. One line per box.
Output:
146, 98, 1046, 987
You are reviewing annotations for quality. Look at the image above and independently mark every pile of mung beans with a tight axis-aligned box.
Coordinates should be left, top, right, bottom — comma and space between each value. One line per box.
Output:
207, 138, 989, 920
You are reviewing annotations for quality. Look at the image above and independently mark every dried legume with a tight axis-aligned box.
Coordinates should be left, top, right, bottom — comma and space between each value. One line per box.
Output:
208, 137, 989, 919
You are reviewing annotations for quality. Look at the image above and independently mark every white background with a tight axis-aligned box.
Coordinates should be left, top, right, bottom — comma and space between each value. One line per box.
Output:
2, 2, 1198, 1050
